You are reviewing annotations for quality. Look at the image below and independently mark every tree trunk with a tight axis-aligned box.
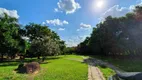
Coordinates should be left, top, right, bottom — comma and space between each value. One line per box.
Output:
11, 55, 15, 60
37, 56, 40, 59
20, 56, 22, 60
42, 56, 45, 62
0, 54, 4, 62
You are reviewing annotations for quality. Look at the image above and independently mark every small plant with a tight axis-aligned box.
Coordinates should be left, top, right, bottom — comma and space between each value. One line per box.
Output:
99, 64, 107, 68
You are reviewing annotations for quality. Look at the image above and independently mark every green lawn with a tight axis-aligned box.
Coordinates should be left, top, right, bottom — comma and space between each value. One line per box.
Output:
93, 56, 142, 72
0, 55, 88, 80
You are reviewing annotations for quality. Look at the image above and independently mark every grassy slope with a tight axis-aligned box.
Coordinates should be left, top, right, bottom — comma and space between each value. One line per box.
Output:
93, 56, 142, 72
98, 66, 115, 79
0, 55, 88, 80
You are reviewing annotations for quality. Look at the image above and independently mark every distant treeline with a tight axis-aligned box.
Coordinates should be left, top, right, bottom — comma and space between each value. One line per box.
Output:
0, 13, 66, 62
77, 6, 142, 58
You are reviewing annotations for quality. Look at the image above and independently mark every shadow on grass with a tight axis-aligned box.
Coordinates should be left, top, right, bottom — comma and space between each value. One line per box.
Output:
0, 56, 61, 67
0, 59, 38, 67
84, 55, 142, 72
0, 62, 19, 67
4, 76, 13, 80
83, 57, 124, 72
45, 57, 61, 60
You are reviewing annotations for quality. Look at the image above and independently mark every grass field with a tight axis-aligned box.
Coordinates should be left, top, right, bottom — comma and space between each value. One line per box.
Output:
0, 55, 88, 80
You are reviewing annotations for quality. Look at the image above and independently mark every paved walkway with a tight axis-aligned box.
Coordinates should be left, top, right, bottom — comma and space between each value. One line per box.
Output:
88, 64, 105, 80
82, 57, 105, 80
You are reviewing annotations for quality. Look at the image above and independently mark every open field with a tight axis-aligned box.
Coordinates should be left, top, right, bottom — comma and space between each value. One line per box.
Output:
0, 55, 88, 80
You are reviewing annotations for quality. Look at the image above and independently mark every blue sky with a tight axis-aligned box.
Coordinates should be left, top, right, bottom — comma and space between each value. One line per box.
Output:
0, 0, 142, 47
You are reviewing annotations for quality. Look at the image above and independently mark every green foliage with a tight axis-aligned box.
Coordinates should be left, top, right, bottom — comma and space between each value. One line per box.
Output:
25, 23, 52, 41
25, 23, 65, 59
64, 47, 77, 54
30, 37, 61, 60
77, 37, 91, 54
0, 13, 66, 61
0, 13, 22, 60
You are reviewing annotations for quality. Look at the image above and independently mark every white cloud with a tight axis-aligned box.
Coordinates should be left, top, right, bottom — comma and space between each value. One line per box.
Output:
77, 23, 92, 31
46, 19, 69, 26
0, 8, 19, 18
63, 20, 69, 24
80, 23, 92, 28
100, 0, 142, 21
99, 5, 131, 21
55, 0, 81, 14
54, 8, 63, 13
66, 35, 89, 47
42, 22, 46, 25
76, 29, 80, 31
54, 8, 59, 12
58, 28, 65, 31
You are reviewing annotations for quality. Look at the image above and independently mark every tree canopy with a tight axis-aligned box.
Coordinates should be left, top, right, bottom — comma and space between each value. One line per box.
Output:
0, 14, 66, 61
77, 6, 142, 58
0, 13, 21, 61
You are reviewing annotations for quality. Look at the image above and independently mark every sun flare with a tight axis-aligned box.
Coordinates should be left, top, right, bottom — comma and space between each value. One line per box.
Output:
91, 0, 106, 12
96, 1, 104, 8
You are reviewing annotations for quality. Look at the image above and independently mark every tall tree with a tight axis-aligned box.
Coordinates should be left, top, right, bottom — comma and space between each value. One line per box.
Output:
0, 13, 20, 61
25, 23, 63, 59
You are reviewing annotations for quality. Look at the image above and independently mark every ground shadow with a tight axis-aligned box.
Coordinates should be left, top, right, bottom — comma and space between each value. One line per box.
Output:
45, 57, 61, 60
110, 72, 142, 80
84, 56, 142, 80
83, 57, 124, 72
0, 56, 61, 67
0, 59, 37, 67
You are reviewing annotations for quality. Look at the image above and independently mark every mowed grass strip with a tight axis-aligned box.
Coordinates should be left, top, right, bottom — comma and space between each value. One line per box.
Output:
98, 66, 115, 79
0, 55, 88, 80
